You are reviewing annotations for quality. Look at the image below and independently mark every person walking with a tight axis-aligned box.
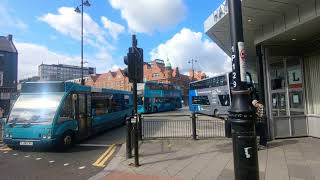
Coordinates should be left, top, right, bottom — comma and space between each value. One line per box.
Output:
252, 100, 267, 149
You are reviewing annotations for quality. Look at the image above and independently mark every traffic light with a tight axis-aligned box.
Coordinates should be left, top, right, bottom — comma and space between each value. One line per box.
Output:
123, 51, 136, 83
123, 35, 144, 83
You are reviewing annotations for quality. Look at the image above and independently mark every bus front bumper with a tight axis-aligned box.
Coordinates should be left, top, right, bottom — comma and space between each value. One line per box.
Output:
3, 138, 58, 149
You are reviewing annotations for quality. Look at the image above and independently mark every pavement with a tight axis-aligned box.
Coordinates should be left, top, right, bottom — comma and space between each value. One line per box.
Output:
91, 137, 320, 180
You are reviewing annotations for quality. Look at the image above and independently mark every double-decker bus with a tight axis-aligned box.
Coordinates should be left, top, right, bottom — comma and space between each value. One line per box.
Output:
2, 82, 133, 149
189, 72, 255, 117
137, 81, 182, 114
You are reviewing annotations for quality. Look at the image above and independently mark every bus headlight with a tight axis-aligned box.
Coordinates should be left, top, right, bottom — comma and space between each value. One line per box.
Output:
42, 128, 52, 139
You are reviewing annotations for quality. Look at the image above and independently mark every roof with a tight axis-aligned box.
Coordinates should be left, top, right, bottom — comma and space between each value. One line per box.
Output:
0, 35, 17, 53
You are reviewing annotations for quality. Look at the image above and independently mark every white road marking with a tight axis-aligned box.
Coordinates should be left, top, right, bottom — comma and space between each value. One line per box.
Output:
24, 155, 30, 158
36, 158, 42, 160
49, 160, 55, 163
77, 144, 110, 147
3, 151, 8, 154
63, 163, 70, 166
13, 153, 18, 156
78, 166, 86, 170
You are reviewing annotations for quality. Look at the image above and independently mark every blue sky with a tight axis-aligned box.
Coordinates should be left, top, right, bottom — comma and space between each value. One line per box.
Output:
0, 0, 229, 79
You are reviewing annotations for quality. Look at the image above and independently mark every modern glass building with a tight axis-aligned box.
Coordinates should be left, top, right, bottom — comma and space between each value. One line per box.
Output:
38, 64, 96, 81
205, 0, 320, 139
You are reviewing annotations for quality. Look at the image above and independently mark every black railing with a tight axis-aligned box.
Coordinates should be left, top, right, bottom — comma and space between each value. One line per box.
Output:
141, 114, 226, 139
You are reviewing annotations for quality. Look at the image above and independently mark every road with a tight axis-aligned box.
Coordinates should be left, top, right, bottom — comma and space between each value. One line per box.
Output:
0, 107, 224, 179
0, 125, 126, 180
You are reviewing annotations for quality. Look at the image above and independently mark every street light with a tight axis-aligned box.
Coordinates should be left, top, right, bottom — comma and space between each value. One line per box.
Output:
74, 0, 91, 85
188, 59, 197, 81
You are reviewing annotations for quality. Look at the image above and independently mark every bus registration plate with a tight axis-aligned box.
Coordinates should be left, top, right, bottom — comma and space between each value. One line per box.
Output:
20, 141, 33, 146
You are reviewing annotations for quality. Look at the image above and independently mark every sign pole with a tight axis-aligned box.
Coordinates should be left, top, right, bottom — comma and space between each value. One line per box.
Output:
227, 0, 259, 179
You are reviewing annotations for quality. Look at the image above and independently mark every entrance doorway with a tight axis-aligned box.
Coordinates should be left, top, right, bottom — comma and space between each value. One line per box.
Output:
268, 57, 307, 138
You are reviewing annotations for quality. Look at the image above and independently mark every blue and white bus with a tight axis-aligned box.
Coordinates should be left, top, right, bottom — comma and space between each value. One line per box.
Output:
2, 82, 133, 149
189, 72, 255, 117
137, 82, 182, 114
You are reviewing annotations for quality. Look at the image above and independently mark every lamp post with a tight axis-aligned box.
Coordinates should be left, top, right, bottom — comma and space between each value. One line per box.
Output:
75, 0, 91, 85
227, 0, 259, 180
188, 59, 197, 81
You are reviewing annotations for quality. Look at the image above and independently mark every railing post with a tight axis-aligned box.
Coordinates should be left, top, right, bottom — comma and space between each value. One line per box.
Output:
126, 117, 132, 159
132, 122, 140, 167
191, 113, 197, 140
138, 114, 143, 140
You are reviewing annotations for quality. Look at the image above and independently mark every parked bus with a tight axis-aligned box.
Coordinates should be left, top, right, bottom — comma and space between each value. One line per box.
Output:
2, 82, 133, 149
137, 81, 182, 114
189, 72, 255, 117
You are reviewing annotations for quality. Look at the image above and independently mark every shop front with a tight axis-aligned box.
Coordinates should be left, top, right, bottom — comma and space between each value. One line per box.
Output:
205, 0, 320, 139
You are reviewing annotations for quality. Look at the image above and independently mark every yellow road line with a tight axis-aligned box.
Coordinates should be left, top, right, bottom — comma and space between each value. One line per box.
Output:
94, 145, 116, 167
92, 144, 116, 167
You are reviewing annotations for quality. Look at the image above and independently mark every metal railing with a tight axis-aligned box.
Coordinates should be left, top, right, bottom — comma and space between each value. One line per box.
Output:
141, 114, 226, 139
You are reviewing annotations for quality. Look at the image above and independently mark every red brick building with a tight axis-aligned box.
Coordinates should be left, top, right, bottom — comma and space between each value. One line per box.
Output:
85, 59, 206, 105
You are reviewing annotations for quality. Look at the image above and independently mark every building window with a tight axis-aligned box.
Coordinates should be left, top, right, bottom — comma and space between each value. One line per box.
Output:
0, 71, 3, 86
152, 73, 159, 78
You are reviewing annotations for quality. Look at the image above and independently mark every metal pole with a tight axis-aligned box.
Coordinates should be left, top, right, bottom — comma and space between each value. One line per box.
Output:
191, 113, 197, 140
138, 114, 142, 140
126, 117, 132, 159
227, 0, 259, 180
81, 0, 84, 85
133, 123, 139, 167
192, 59, 194, 81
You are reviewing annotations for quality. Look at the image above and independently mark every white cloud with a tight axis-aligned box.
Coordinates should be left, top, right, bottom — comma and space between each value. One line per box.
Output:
101, 16, 125, 40
150, 28, 231, 77
0, 3, 28, 30
109, 0, 186, 34
15, 42, 117, 80
39, 7, 110, 49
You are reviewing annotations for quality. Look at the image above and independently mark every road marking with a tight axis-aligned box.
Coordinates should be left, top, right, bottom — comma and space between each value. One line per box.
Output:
49, 160, 55, 163
36, 158, 42, 160
0, 147, 11, 151
13, 153, 18, 156
78, 166, 86, 170
92, 144, 116, 167
3, 151, 8, 154
64, 163, 70, 166
77, 143, 111, 147
24, 155, 30, 158
93, 144, 117, 167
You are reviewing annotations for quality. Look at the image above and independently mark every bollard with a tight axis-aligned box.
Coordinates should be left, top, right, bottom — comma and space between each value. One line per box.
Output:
138, 114, 143, 141
126, 117, 132, 159
191, 113, 197, 140
132, 123, 139, 167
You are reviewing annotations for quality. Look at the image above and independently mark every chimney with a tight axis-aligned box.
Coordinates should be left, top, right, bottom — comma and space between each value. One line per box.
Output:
7, 34, 13, 41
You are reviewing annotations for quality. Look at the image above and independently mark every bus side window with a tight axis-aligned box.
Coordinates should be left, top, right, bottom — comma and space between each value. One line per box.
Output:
58, 95, 74, 123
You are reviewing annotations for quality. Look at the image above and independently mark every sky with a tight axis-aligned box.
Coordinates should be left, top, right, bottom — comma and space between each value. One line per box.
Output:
0, 0, 230, 80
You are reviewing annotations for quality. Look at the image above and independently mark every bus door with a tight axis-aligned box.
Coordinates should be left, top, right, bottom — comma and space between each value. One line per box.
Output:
76, 93, 91, 137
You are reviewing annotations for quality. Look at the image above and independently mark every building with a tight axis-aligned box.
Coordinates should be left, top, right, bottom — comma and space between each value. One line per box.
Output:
19, 76, 40, 84
205, 0, 320, 139
38, 63, 96, 81
85, 69, 132, 91
0, 34, 18, 117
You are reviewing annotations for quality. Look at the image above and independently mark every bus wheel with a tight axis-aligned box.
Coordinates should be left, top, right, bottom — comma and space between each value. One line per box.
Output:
60, 131, 73, 149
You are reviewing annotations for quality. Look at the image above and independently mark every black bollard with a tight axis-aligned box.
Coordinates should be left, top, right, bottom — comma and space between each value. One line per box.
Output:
132, 123, 139, 167
191, 113, 197, 140
126, 117, 132, 159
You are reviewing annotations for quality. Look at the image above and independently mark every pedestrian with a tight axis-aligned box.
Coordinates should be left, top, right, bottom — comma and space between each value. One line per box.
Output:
252, 100, 267, 149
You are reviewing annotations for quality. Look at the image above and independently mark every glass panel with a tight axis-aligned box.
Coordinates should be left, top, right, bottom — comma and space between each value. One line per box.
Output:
272, 93, 287, 116
8, 93, 64, 124
270, 62, 286, 90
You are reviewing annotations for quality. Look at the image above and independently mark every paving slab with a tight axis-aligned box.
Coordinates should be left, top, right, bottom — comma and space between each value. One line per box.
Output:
92, 137, 320, 180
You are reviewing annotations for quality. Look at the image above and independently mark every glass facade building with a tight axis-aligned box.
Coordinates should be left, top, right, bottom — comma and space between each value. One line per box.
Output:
38, 64, 96, 81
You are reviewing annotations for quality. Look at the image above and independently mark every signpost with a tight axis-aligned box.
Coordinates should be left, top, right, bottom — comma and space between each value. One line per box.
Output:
227, 0, 259, 179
